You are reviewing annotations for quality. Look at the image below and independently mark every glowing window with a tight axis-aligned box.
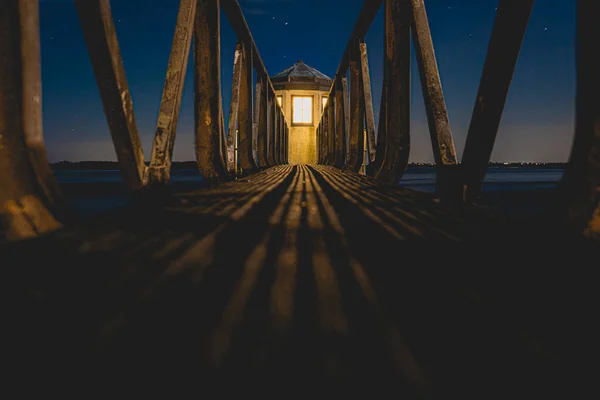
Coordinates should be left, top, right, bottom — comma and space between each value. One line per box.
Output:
322, 96, 328, 112
277, 96, 283, 107
292, 96, 313, 125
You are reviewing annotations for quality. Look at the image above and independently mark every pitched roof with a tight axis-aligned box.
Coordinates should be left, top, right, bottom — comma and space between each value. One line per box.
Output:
271, 60, 332, 83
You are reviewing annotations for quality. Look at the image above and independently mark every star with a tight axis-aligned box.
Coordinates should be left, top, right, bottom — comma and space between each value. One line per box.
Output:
285, 22, 288, 25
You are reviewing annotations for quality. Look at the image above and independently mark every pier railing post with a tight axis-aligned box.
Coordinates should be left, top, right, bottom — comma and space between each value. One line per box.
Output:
460, 0, 534, 204
334, 76, 347, 168
255, 78, 269, 168
147, 0, 197, 185
327, 94, 336, 166
75, 0, 146, 191
194, 0, 230, 182
374, 0, 411, 184
0, 0, 62, 242
345, 42, 365, 173
238, 44, 259, 174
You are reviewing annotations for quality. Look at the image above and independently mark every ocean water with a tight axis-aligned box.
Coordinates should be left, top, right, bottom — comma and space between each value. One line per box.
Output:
53, 167, 564, 216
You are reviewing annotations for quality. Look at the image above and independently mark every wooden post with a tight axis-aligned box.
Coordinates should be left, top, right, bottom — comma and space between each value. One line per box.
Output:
227, 42, 243, 173
345, 43, 365, 173
360, 42, 377, 163
556, 0, 600, 237
238, 44, 258, 174
343, 76, 351, 166
255, 78, 268, 168
75, 0, 146, 190
21, 0, 69, 222
147, 0, 197, 185
334, 77, 347, 168
327, 96, 336, 166
278, 111, 285, 165
0, 0, 61, 242
273, 101, 280, 164
267, 96, 275, 166
409, 0, 458, 181
374, 0, 411, 183
460, 0, 534, 203
194, 0, 230, 182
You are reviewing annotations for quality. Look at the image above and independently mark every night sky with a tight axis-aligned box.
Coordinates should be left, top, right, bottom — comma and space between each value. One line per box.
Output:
39, 0, 575, 163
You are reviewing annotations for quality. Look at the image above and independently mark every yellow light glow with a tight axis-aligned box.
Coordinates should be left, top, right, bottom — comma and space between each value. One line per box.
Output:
277, 96, 283, 107
322, 96, 328, 112
293, 96, 312, 124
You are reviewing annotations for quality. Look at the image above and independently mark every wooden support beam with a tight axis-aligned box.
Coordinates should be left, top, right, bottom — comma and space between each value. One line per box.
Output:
360, 42, 377, 163
334, 77, 347, 168
0, 0, 62, 242
255, 78, 268, 168
370, 70, 387, 176
460, 0, 534, 203
410, 0, 457, 170
557, 0, 600, 237
273, 102, 280, 165
75, 0, 146, 190
374, 0, 411, 183
267, 97, 275, 166
327, 99, 336, 166
227, 42, 244, 173
343, 76, 351, 166
345, 44, 365, 173
238, 44, 258, 174
147, 0, 196, 185
20, 0, 69, 222
194, 0, 230, 182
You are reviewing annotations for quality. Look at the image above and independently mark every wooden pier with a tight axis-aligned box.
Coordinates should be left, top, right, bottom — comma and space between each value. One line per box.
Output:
1, 0, 598, 396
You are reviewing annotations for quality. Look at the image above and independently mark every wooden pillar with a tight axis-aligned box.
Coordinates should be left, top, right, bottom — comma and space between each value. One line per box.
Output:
460, 0, 534, 203
279, 111, 285, 165
227, 42, 243, 174
75, 0, 146, 190
334, 77, 347, 168
147, 0, 196, 185
345, 43, 365, 173
194, 0, 230, 182
375, 0, 411, 184
360, 42, 377, 164
327, 96, 336, 165
267, 96, 275, 166
0, 0, 62, 242
409, 0, 458, 195
556, 0, 600, 237
238, 44, 258, 174
273, 101, 280, 164
255, 78, 268, 168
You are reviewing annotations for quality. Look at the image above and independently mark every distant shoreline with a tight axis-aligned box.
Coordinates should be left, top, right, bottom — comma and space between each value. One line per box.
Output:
51, 161, 567, 171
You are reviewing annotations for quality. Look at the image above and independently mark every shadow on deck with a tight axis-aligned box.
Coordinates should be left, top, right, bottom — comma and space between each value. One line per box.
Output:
0, 166, 593, 397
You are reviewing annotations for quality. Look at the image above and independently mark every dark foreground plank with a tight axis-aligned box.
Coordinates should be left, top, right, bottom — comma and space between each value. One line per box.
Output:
0, 166, 594, 397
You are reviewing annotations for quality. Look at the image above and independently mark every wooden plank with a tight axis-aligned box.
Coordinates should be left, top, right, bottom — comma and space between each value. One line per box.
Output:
343, 76, 351, 166
345, 43, 364, 173
147, 0, 197, 185
374, 0, 411, 183
334, 77, 346, 168
460, 0, 534, 203
227, 42, 244, 173
238, 44, 259, 174
360, 42, 377, 163
0, 0, 61, 242
74, 0, 146, 190
557, 0, 600, 237
194, 0, 230, 182
409, 0, 457, 167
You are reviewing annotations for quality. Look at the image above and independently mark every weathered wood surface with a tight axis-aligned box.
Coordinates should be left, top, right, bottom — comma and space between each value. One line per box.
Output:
0, 165, 588, 396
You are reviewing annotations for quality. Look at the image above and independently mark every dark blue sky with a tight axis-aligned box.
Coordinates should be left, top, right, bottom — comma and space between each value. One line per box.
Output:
39, 0, 575, 162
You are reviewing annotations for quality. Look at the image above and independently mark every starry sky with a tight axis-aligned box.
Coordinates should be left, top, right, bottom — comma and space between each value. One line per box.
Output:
39, 0, 575, 163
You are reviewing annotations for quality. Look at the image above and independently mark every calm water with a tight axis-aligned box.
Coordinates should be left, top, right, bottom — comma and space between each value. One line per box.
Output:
54, 167, 564, 216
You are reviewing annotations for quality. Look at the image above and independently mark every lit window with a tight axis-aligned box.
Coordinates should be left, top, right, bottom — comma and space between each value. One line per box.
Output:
277, 96, 283, 107
322, 96, 328, 112
292, 96, 313, 125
